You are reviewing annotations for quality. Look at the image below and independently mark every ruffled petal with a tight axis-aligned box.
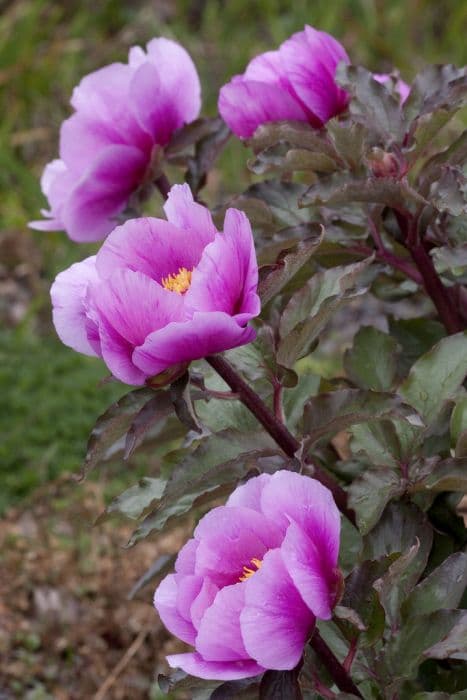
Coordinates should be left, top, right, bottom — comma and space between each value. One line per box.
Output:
166, 653, 264, 681
88, 268, 184, 384
154, 574, 197, 645
192, 505, 282, 588
50, 255, 99, 356
163, 184, 217, 249
29, 159, 74, 231
62, 144, 148, 242
185, 208, 260, 322
175, 538, 199, 574
130, 38, 201, 144
259, 470, 341, 619
241, 549, 315, 669
132, 312, 256, 379
190, 578, 219, 630
226, 473, 272, 512
196, 584, 249, 661
218, 78, 308, 138
280, 27, 349, 124
96, 214, 209, 284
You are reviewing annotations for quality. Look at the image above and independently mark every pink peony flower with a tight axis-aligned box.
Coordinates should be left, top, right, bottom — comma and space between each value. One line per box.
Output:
218, 25, 350, 138
50, 184, 260, 385
154, 471, 342, 680
373, 73, 410, 103
30, 39, 201, 242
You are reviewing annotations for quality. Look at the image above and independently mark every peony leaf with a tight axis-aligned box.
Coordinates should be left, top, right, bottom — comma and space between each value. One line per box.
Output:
259, 669, 302, 700
349, 468, 404, 535
399, 332, 467, 424
424, 613, 467, 661
409, 457, 467, 493
344, 326, 399, 391
402, 552, 467, 618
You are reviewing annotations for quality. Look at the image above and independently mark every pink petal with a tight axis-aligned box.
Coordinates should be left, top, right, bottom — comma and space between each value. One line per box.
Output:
163, 184, 217, 248
241, 549, 315, 669
196, 584, 249, 662
62, 144, 148, 242
154, 574, 197, 645
175, 538, 199, 574
190, 578, 219, 630
130, 38, 201, 144
192, 505, 282, 588
50, 255, 99, 356
185, 208, 260, 323
280, 27, 349, 124
166, 653, 264, 680
259, 471, 341, 619
218, 78, 309, 138
133, 311, 256, 379
96, 214, 209, 284
89, 268, 184, 384
226, 473, 273, 512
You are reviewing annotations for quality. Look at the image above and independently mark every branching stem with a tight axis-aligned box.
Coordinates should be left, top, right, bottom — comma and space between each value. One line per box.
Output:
310, 630, 363, 697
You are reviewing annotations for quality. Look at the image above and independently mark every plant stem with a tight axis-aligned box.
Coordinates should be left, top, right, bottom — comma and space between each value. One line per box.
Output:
206, 354, 355, 525
154, 172, 171, 200
310, 631, 363, 698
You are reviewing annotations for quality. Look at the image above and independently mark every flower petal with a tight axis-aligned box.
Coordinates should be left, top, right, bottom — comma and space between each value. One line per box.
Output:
218, 78, 308, 138
280, 26, 349, 124
196, 584, 249, 661
133, 312, 256, 378
185, 208, 260, 322
192, 505, 282, 588
96, 214, 208, 284
226, 473, 272, 512
166, 653, 264, 680
241, 549, 315, 669
62, 144, 148, 242
89, 268, 184, 384
130, 38, 201, 144
259, 470, 341, 619
50, 255, 99, 356
154, 574, 197, 645
163, 183, 217, 249
175, 538, 199, 574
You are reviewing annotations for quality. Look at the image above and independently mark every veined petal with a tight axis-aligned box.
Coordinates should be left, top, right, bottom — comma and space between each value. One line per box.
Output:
185, 208, 260, 322
163, 183, 217, 249
166, 653, 264, 680
50, 255, 99, 356
218, 79, 309, 138
132, 312, 256, 379
154, 574, 197, 645
226, 473, 273, 512
241, 549, 315, 669
196, 584, 249, 661
96, 215, 208, 284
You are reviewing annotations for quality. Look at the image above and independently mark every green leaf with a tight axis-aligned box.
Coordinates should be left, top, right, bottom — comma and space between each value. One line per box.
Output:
240, 180, 311, 229
283, 373, 320, 432
277, 259, 373, 368
410, 457, 467, 493
302, 388, 418, 446
433, 245, 467, 283
249, 120, 339, 160
349, 468, 403, 534
101, 477, 166, 521
404, 64, 467, 121
340, 559, 389, 647
186, 117, 230, 194
373, 540, 424, 627
362, 501, 433, 562
259, 228, 324, 305
350, 420, 403, 467
336, 64, 405, 139
403, 552, 467, 618
326, 119, 365, 170
430, 167, 467, 216
408, 108, 458, 162
425, 613, 467, 661
399, 332, 467, 424
124, 392, 174, 459
300, 173, 427, 210
451, 396, 467, 454
384, 609, 465, 680
389, 317, 445, 379
81, 387, 157, 477
344, 326, 398, 391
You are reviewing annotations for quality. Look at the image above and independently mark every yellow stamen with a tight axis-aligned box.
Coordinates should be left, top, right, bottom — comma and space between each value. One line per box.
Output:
239, 557, 263, 582
162, 267, 192, 294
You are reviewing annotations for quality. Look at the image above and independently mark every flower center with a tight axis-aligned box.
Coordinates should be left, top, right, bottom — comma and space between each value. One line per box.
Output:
162, 267, 192, 294
239, 557, 263, 582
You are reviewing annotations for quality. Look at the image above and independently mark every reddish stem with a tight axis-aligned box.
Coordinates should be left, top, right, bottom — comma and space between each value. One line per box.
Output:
310, 631, 363, 697
206, 355, 356, 525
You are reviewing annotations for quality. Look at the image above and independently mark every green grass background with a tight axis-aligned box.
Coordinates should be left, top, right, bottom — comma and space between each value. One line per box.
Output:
1, 0, 467, 510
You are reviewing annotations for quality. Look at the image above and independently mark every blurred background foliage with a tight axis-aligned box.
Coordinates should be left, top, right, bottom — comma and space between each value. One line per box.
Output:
1, 0, 467, 510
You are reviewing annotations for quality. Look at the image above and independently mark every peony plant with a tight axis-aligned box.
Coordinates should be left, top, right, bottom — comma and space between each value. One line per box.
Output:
33, 21, 467, 700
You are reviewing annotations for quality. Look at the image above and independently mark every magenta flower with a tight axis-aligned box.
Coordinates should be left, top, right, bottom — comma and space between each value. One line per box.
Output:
30, 39, 201, 242
50, 184, 260, 385
154, 471, 341, 680
218, 25, 350, 138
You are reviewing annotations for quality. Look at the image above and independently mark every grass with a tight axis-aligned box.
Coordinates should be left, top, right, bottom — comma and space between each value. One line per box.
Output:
1, 0, 467, 510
